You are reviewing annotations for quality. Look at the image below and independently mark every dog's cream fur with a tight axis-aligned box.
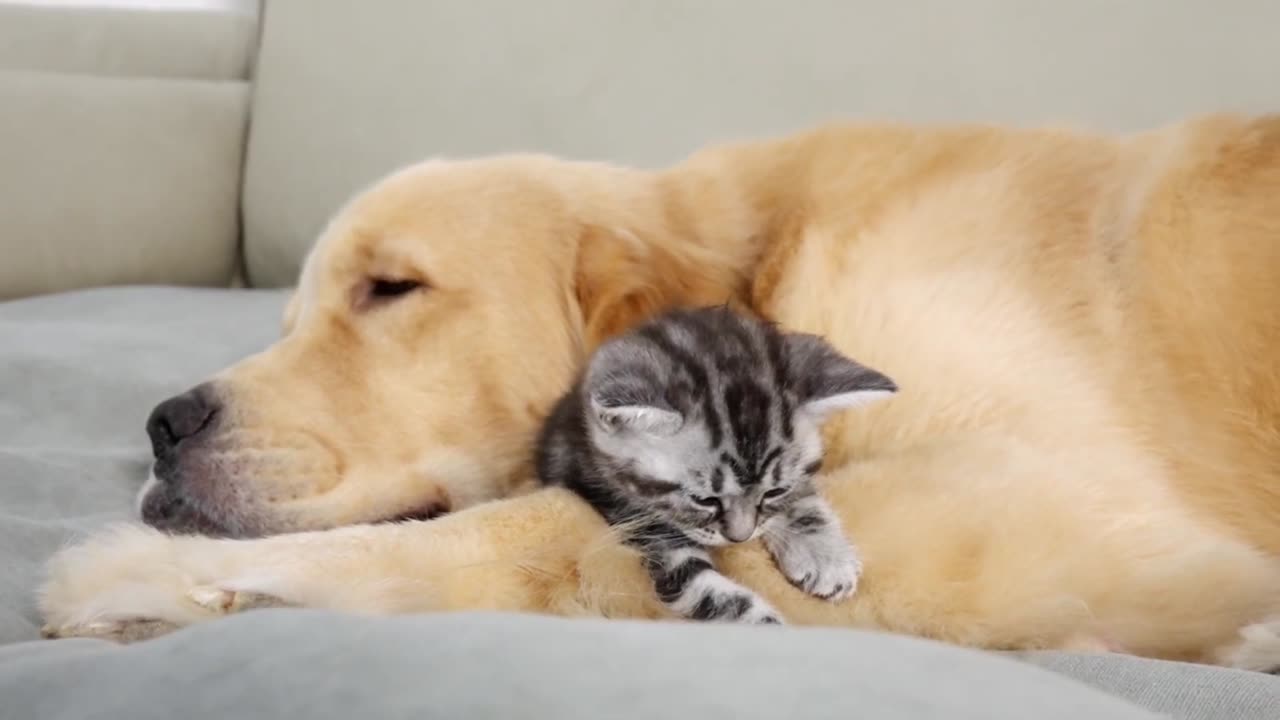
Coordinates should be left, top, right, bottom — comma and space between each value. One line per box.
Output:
39, 116, 1280, 669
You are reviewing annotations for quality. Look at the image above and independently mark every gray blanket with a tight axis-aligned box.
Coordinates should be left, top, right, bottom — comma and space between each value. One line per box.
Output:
0, 287, 1276, 719
0, 287, 285, 642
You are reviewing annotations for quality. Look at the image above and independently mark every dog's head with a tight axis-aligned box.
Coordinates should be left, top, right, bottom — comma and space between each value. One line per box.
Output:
137, 154, 751, 536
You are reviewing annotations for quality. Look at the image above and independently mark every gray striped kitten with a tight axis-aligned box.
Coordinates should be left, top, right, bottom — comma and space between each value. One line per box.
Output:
536, 307, 896, 624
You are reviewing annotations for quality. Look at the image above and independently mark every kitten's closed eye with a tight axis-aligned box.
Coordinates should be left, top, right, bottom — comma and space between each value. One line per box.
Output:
763, 487, 789, 499
691, 496, 721, 509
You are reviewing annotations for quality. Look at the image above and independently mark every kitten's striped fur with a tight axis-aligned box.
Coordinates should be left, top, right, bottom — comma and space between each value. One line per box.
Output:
536, 307, 896, 624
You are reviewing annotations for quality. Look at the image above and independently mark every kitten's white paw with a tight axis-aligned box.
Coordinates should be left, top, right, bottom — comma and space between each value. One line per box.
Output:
670, 571, 787, 625
741, 602, 785, 625
769, 532, 862, 602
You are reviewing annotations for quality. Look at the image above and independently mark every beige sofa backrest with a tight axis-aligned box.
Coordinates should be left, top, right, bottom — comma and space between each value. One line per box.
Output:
0, 0, 259, 300
4, 1, 1278, 297
240, 0, 1280, 288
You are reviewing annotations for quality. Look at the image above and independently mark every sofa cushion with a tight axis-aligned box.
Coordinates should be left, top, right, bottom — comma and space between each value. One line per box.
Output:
240, 0, 1280, 287
0, 1, 260, 299
0, 612, 1175, 720
0, 71, 248, 299
1019, 651, 1280, 720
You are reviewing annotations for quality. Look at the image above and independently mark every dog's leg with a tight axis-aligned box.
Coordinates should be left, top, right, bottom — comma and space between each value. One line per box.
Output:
39, 487, 669, 641
39, 443, 1280, 668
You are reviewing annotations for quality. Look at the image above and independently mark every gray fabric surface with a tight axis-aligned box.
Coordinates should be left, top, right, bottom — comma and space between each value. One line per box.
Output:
1019, 652, 1280, 720
0, 611, 1164, 720
0, 287, 286, 641
242, 0, 1280, 286
1, 286, 1277, 719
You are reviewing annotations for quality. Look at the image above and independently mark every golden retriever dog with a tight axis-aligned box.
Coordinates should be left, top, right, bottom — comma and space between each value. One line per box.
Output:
38, 115, 1280, 670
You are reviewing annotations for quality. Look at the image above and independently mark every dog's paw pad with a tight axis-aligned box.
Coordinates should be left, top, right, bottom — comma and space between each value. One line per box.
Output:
41, 618, 179, 644
187, 586, 293, 614
187, 586, 236, 612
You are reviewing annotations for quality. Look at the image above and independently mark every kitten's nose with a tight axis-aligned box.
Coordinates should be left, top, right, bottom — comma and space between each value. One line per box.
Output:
722, 502, 757, 543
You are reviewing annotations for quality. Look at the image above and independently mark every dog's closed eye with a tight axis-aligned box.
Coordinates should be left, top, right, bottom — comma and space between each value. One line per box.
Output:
370, 278, 423, 299
355, 277, 426, 311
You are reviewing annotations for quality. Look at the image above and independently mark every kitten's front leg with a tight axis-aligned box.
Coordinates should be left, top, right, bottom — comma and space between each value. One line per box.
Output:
638, 524, 784, 625
763, 495, 861, 601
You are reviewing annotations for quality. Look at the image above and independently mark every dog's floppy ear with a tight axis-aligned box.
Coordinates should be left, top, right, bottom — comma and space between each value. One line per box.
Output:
573, 224, 670, 351
573, 224, 744, 351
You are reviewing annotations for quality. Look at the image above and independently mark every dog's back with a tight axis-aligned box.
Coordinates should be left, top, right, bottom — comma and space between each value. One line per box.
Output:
695, 116, 1280, 660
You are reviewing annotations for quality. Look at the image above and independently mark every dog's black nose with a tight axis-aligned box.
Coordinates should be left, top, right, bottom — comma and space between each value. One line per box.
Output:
146, 384, 219, 457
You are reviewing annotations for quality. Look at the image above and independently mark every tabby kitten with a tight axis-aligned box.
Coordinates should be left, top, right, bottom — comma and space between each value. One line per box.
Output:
536, 307, 896, 624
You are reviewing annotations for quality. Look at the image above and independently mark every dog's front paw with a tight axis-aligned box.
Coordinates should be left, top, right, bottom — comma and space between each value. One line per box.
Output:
38, 586, 289, 644
768, 532, 862, 602
38, 523, 260, 641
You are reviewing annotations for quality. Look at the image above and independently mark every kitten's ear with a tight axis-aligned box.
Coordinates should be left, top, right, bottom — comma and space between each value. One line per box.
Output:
589, 397, 684, 437
784, 333, 897, 417
584, 330, 685, 436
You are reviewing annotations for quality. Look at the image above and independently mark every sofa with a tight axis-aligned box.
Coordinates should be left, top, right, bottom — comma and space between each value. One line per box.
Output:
1, 1, 1278, 718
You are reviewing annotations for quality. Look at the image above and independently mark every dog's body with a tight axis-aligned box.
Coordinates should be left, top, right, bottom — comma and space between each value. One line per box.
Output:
40, 116, 1280, 668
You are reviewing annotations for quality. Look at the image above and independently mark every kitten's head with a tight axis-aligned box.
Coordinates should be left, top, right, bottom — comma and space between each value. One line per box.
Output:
583, 309, 895, 545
